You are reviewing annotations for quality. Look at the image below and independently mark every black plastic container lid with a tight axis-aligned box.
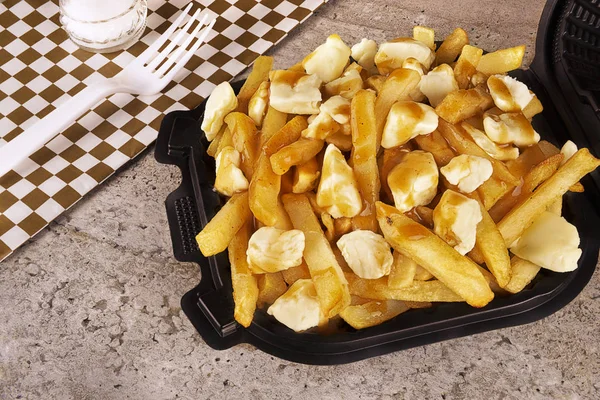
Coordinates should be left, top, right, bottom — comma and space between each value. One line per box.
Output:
154, 0, 600, 365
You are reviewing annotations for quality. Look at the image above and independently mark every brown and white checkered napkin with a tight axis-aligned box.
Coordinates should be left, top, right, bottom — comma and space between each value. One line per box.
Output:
0, 0, 327, 262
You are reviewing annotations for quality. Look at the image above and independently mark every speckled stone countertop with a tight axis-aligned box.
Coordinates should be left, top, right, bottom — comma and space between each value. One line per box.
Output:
2, 0, 599, 399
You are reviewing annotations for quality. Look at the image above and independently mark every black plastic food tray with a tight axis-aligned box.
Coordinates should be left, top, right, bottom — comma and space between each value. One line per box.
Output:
154, 0, 600, 365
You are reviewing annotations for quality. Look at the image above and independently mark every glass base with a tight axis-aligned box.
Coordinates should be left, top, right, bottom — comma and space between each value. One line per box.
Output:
69, 20, 146, 54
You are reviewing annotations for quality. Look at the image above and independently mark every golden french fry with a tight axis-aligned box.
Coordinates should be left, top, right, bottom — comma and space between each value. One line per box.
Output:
498, 148, 600, 246
365, 75, 386, 93
506, 140, 555, 178
437, 120, 520, 187
206, 125, 225, 158
454, 45, 483, 89
347, 273, 464, 302
325, 130, 353, 152
413, 26, 435, 50
477, 176, 512, 210
435, 85, 494, 124
405, 301, 433, 309
334, 217, 352, 239
350, 295, 372, 306
468, 246, 485, 265
413, 130, 455, 167
225, 112, 258, 177
196, 192, 250, 257
293, 157, 320, 193
257, 272, 288, 307
282, 261, 311, 285
263, 116, 307, 156
436, 28, 469, 65
374, 69, 421, 151
340, 300, 409, 329
473, 200, 511, 288
260, 106, 288, 148
282, 193, 351, 317
352, 89, 381, 232
288, 61, 305, 72
388, 251, 417, 289
475, 264, 505, 294
249, 153, 282, 227
215, 126, 234, 156
228, 220, 259, 327
504, 256, 541, 294
522, 94, 543, 119
570, 182, 585, 193
377, 202, 494, 307
548, 197, 562, 216
414, 265, 434, 281
490, 153, 563, 222
321, 212, 335, 242
271, 139, 324, 176
476, 45, 525, 75
236, 56, 273, 114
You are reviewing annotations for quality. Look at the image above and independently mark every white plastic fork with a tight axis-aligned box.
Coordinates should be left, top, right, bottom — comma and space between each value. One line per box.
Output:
0, 3, 215, 178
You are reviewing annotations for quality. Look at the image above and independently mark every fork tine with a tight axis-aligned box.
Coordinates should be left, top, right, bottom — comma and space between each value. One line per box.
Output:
161, 18, 215, 83
147, 8, 202, 71
137, 3, 193, 65
156, 14, 212, 78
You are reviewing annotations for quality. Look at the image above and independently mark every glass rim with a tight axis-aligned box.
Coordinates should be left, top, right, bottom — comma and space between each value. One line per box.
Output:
59, 0, 145, 24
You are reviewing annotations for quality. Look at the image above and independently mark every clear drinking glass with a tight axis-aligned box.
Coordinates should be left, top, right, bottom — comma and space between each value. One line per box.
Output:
59, 0, 148, 53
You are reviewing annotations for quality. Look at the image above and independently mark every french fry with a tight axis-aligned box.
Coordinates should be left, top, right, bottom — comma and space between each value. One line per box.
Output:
405, 301, 433, 309
377, 202, 494, 307
454, 45, 483, 89
249, 153, 282, 227
352, 90, 381, 232
467, 246, 485, 265
282, 261, 311, 285
380, 147, 406, 201
271, 139, 324, 175
225, 112, 258, 177
228, 220, 259, 327
282, 193, 351, 317
365, 75, 386, 93
293, 157, 320, 193
325, 130, 353, 152
257, 272, 288, 307
206, 125, 226, 158
490, 153, 563, 222
388, 251, 417, 289
321, 212, 335, 242
476, 45, 525, 75
435, 85, 494, 124
236, 56, 273, 114
260, 106, 288, 148
215, 126, 234, 156
347, 273, 464, 302
413, 26, 435, 50
498, 148, 600, 246
506, 140, 554, 178
414, 130, 455, 167
522, 94, 543, 119
263, 116, 307, 156
374, 69, 421, 151
548, 198, 562, 216
475, 264, 505, 294
414, 265, 434, 281
473, 200, 511, 288
437, 120, 520, 187
477, 176, 512, 210
340, 300, 410, 329
334, 217, 353, 238
504, 256, 541, 294
436, 28, 469, 65
196, 192, 251, 257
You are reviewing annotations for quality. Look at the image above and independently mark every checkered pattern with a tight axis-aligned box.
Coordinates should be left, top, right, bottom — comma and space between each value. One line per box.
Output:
0, 0, 327, 262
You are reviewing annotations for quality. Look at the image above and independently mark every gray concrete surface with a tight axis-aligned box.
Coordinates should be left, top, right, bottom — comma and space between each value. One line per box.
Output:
2, 0, 600, 399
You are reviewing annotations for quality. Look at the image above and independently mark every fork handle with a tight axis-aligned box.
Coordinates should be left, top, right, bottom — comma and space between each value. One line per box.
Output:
0, 81, 119, 178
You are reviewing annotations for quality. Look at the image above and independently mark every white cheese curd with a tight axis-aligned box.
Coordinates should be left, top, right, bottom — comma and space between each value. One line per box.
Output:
419, 64, 459, 107
303, 34, 352, 83
433, 190, 482, 255
201, 82, 238, 141
388, 151, 439, 213
440, 154, 493, 193
323, 69, 363, 100
381, 101, 438, 148
316, 144, 363, 218
269, 70, 322, 114
246, 227, 305, 274
487, 75, 534, 112
337, 230, 393, 279
461, 123, 520, 161
214, 146, 248, 196
510, 211, 581, 272
248, 81, 269, 127
483, 112, 540, 147
375, 38, 435, 74
267, 279, 325, 332
351, 38, 378, 73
